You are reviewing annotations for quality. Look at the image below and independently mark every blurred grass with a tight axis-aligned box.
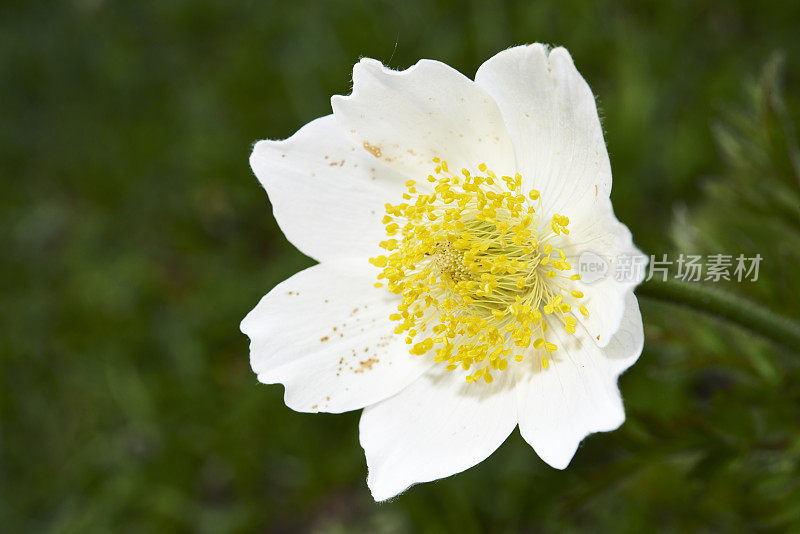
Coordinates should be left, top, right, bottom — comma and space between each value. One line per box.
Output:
2, 0, 800, 531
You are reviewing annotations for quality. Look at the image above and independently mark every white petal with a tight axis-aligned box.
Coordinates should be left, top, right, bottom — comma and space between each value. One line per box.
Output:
331, 58, 516, 180
240, 260, 432, 413
249, 115, 407, 262
474, 44, 611, 221
516, 292, 644, 469
360, 367, 517, 501
554, 199, 646, 346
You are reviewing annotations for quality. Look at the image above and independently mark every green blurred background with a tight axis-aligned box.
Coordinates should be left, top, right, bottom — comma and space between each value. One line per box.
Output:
3, 0, 800, 531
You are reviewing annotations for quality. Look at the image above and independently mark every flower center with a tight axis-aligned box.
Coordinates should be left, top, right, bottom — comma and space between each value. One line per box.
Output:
370, 158, 589, 384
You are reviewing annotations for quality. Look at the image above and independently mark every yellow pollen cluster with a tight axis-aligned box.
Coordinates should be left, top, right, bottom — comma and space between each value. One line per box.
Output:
370, 158, 589, 384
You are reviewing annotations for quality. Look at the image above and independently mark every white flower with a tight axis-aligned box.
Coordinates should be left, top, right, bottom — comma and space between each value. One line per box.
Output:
242, 44, 646, 501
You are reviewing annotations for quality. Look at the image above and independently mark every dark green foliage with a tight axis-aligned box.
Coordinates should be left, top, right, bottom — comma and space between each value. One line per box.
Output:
2, 0, 800, 531
672, 53, 800, 316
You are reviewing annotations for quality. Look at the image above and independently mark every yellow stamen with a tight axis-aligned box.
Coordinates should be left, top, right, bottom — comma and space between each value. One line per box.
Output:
369, 159, 589, 383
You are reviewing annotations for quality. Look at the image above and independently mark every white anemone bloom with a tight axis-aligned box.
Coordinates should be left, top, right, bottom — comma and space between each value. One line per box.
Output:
243, 44, 646, 501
